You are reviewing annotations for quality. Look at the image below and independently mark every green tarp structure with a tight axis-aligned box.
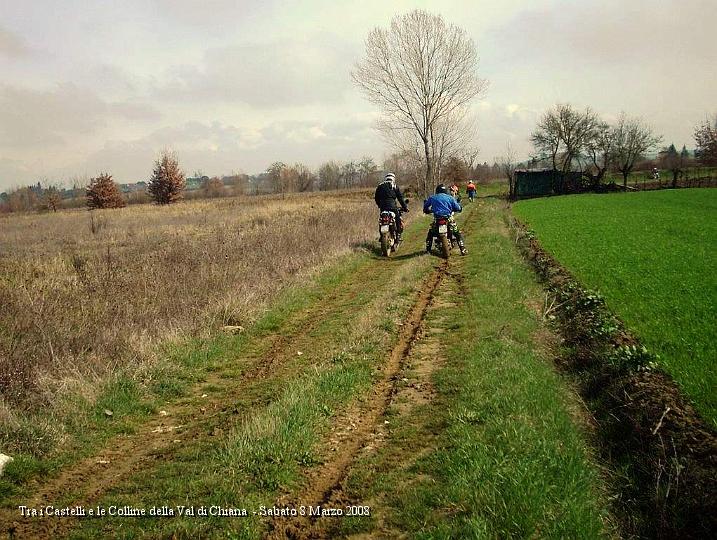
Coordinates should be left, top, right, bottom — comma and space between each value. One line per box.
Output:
515, 169, 584, 199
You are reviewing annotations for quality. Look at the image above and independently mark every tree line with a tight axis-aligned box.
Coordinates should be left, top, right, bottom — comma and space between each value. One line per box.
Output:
0, 152, 390, 213
525, 104, 717, 197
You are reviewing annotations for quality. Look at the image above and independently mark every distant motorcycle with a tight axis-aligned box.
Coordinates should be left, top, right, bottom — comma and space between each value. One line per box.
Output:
378, 210, 399, 257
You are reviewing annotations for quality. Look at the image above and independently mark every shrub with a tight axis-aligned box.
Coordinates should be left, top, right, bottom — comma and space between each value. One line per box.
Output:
148, 151, 185, 205
86, 173, 126, 209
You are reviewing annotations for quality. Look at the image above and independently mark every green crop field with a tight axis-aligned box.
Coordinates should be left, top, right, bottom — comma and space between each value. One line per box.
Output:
513, 189, 717, 427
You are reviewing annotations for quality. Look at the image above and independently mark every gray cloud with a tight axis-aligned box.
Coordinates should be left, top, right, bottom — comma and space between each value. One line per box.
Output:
155, 35, 354, 108
0, 84, 162, 149
491, 0, 716, 69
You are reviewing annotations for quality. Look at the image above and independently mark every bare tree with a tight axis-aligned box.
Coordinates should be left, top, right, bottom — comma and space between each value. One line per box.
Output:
613, 113, 662, 189
42, 184, 62, 212
432, 110, 478, 184
357, 156, 378, 187
318, 161, 341, 191
293, 163, 315, 192
266, 162, 286, 194
584, 121, 617, 187
531, 104, 600, 175
148, 151, 185, 204
694, 114, 717, 166
353, 10, 486, 195
496, 141, 518, 200
659, 144, 686, 188
340, 161, 358, 189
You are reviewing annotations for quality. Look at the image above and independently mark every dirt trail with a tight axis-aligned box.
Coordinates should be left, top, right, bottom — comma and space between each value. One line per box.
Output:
265, 209, 479, 540
267, 263, 447, 540
0, 256, 404, 540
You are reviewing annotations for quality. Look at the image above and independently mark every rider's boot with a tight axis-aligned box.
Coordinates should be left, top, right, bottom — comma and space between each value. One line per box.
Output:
458, 239, 467, 256
396, 232, 402, 244
425, 238, 432, 254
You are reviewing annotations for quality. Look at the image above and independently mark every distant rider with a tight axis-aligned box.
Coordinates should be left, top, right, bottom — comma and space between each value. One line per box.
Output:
374, 172, 409, 243
450, 183, 460, 200
423, 184, 467, 255
466, 180, 477, 202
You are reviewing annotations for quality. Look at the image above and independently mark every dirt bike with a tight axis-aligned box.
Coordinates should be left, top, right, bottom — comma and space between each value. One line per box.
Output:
429, 215, 456, 259
379, 210, 400, 257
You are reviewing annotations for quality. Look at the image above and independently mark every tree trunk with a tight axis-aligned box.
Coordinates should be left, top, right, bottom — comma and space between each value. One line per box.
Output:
622, 170, 629, 190
423, 137, 432, 198
672, 170, 678, 189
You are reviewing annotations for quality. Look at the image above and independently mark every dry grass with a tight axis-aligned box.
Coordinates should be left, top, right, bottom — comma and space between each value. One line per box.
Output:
0, 190, 384, 452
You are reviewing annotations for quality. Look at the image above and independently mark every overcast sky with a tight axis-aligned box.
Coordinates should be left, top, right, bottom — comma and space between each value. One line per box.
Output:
1, 0, 715, 189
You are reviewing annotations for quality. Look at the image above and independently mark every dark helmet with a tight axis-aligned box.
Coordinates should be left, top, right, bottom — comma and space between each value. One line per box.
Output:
435, 184, 448, 194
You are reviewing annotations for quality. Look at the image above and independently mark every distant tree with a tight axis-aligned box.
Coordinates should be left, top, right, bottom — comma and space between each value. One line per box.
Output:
318, 161, 341, 191
148, 151, 185, 204
43, 185, 62, 212
293, 163, 315, 192
531, 104, 600, 175
353, 10, 487, 192
694, 114, 717, 165
584, 122, 617, 187
442, 156, 469, 184
266, 162, 286, 194
202, 177, 225, 198
496, 142, 517, 200
224, 173, 249, 196
6, 186, 39, 212
659, 144, 686, 188
86, 173, 126, 209
357, 157, 378, 187
613, 113, 662, 189
340, 161, 358, 189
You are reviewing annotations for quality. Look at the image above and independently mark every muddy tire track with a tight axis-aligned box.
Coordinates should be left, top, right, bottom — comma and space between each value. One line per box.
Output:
266, 263, 447, 540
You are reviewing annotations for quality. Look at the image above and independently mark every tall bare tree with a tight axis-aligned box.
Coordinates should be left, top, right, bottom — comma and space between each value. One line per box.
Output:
352, 10, 486, 195
613, 113, 662, 189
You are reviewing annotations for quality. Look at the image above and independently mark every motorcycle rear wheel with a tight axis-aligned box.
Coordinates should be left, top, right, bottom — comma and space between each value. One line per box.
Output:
380, 232, 391, 257
439, 235, 451, 259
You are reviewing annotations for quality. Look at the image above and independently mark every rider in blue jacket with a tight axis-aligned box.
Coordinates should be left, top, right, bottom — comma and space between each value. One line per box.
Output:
423, 184, 467, 255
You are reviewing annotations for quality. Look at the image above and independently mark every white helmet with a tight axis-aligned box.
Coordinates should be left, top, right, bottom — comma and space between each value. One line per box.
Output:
383, 172, 396, 188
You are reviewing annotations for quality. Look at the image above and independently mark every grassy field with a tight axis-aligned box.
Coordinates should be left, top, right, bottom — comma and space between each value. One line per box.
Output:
1, 194, 614, 539
513, 189, 717, 426
0, 190, 383, 458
